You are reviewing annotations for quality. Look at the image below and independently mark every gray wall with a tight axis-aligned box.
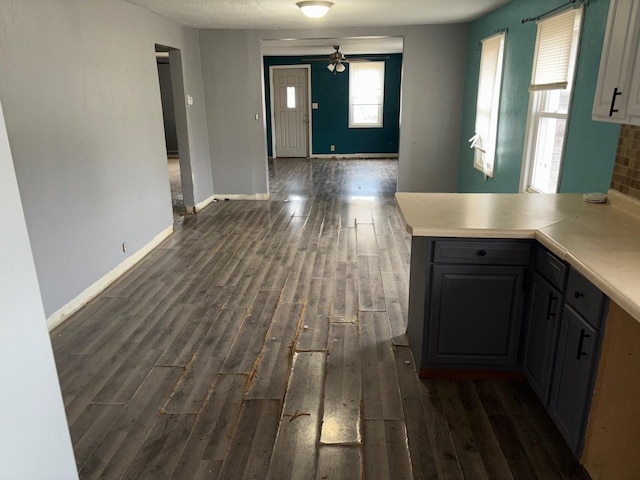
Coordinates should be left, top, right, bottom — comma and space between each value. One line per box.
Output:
200, 30, 270, 196
0, 0, 213, 317
0, 96, 78, 479
397, 25, 468, 192
199, 25, 468, 195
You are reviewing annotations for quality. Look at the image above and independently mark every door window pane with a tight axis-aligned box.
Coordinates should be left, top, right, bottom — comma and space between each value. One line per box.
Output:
287, 86, 296, 109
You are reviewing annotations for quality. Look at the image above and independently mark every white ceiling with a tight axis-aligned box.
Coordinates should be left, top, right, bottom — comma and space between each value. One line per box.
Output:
126, 0, 512, 30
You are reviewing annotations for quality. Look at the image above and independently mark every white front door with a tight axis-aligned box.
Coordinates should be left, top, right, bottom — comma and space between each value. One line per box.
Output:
273, 68, 309, 158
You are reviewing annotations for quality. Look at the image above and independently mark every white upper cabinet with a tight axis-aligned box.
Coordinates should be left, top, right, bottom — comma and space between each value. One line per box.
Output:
593, 0, 640, 125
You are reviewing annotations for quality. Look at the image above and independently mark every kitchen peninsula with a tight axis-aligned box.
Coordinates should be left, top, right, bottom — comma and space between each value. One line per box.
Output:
396, 190, 640, 479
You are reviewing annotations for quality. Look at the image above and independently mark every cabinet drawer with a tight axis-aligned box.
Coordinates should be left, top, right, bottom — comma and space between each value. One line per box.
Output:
433, 240, 531, 265
535, 247, 567, 291
566, 269, 607, 329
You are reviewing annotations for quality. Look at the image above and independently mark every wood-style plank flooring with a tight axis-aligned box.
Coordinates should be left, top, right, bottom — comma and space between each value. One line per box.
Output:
51, 158, 587, 479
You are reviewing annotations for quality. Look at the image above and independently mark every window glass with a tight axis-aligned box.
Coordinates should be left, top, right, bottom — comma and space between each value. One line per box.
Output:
521, 7, 583, 193
349, 62, 385, 128
286, 86, 296, 109
470, 32, 506, 178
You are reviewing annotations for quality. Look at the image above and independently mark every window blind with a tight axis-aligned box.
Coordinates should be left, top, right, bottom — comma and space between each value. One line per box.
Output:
530, 8, 583, 91
470, 32, 505, 178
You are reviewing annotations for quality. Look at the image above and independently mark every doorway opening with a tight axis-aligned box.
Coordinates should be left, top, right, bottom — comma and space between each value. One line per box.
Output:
155, 44, 195, 221
261, 37, 404, 195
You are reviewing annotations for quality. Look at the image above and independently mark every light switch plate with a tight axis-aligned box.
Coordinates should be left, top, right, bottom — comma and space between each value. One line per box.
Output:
312, 103, 319, 109
186, 95, 194, 106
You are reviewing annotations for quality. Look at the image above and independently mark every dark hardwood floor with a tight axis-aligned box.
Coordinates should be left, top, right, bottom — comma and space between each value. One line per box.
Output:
51, 158, 587, 479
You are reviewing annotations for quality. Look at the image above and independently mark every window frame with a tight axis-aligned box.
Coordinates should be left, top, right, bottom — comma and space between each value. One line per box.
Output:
520, 6, 584, 193
470, 32, 506, 179
348, 61, 385, 129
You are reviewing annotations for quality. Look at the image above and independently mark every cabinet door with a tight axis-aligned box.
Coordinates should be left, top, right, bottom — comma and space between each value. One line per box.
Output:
592, 0, 640, 122
626, 37, 640, 120
427, 264, 525, 366
549, 305, 600, 455
523, 272, 563, 406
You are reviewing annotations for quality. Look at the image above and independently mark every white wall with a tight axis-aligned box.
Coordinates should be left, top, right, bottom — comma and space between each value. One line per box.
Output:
199, 24, 468, 195
0, 0, 212, 318
0, 97, 78, 479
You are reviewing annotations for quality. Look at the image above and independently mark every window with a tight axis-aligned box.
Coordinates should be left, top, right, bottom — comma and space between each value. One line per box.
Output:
469, 32, 505, 178
286, 86, 296, 109
521, 7, 583, 193
349, 62, 385, 128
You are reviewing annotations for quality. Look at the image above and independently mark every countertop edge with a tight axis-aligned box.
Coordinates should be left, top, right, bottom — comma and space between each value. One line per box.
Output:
395, 193, 640, 324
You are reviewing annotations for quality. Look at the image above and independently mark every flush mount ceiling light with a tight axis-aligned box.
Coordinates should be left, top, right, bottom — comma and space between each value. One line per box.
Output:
296, 1, 334, 19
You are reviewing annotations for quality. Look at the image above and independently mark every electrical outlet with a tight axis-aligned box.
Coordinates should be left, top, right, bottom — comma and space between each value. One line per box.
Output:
122, 242, 127, 253
330, 144, 336, 152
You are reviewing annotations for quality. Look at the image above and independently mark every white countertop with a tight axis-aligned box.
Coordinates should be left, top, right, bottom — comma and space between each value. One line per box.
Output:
395, 191, 640, 322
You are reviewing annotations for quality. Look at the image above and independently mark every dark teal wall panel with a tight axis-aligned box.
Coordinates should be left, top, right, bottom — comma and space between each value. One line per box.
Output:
264, 54, 402, 156
457, 0, 620, 193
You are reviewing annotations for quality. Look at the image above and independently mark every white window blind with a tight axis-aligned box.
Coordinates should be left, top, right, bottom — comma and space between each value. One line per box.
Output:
349, 62, 385, 128
469, 32, 505, 178
530, 8, 582, 91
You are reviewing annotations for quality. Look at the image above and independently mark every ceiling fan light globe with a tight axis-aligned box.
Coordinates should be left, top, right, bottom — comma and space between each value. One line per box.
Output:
296, 1, 333, 19
335, 62, 346, 73
327, 63, 336, 72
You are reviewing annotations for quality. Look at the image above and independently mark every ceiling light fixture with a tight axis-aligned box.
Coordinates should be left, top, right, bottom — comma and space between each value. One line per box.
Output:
296, 1, 333, 19
327, 61, 346, 73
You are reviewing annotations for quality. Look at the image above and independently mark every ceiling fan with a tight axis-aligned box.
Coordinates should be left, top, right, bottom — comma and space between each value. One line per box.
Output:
303, 45, 388, 73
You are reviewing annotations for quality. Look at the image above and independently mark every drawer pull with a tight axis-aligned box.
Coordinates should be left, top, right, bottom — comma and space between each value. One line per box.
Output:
577, 329, 590, 360
476, 249, 487, 257
574, 290, 584, 299
546, 293, 557, 320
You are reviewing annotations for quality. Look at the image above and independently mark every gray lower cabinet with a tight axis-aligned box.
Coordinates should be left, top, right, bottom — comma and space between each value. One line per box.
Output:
428, 264, 526, 366
549, 304, 600, 455
410, 238, 532, 370
547, 267, 607, 456
523, 247, 607, 457
522, 271, 563, 405
407, 239, 609, 458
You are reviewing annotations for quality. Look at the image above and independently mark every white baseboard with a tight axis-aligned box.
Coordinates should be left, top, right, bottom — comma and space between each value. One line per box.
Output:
310, 153, 399, 159
46, 225, 174, 331
212, 193, 269, 201
194, 194, 215, 212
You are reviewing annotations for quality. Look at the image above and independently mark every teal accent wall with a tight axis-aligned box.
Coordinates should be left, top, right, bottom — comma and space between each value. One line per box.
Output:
263, 54, 402, 156
457, 0, 620, 193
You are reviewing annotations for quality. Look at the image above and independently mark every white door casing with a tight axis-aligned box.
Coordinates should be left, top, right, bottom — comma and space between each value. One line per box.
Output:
270, 66, 310, 158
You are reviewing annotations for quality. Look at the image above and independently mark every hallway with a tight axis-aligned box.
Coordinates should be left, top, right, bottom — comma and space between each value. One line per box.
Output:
51, 158, 585, 479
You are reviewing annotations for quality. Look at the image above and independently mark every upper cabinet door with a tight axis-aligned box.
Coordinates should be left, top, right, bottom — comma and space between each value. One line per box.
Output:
592, 0, 640, 125
626, 37, 640, 118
